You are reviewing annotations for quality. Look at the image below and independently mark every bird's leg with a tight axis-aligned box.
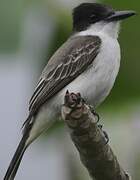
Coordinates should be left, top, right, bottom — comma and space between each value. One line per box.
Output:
98, 124, 109, 144
89, 105, 100, 123
65, 92, 100, 123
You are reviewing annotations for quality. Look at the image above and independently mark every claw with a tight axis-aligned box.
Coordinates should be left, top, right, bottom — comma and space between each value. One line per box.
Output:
66, 90, 69, 94
103, 130, 109, 144
65, 90, 70, 104
98, 124, 103, 129
98, 124, 109, 144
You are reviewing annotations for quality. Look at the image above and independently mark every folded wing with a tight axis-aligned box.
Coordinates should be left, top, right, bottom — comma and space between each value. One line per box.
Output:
29, 35, 101, 115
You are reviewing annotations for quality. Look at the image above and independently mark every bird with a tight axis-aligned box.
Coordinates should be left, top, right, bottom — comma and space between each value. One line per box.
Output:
4, 3, 135, 180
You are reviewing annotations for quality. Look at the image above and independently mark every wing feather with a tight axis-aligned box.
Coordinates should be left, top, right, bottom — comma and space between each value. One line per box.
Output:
29, 36, 101, 115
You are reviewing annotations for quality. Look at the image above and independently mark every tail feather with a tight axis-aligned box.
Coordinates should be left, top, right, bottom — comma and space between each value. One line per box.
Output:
4, 136, 27, 180
4, 116, 33, 180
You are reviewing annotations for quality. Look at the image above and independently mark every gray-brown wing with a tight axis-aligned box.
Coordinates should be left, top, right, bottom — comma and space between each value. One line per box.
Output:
29, 35, 101, 115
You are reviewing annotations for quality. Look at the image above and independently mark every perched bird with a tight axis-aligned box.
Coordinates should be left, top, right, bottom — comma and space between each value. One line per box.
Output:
4, 3, 135, 180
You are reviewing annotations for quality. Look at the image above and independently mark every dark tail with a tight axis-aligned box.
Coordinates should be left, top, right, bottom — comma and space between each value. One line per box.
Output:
3, 136, 28, 180
4, 116, 33, 180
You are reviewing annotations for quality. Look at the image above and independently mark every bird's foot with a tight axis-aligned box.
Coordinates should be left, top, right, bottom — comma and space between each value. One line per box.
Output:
64, 90, 84, 109
98, 124, 109, 144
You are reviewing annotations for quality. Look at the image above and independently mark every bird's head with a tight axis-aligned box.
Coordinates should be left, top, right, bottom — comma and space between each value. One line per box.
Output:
73, 3, 136, 34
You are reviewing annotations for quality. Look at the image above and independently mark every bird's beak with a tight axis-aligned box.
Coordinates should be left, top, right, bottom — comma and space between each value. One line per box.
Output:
106, 10, 136, 21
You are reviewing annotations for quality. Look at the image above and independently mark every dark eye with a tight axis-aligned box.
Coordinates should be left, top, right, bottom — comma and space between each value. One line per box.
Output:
90, 14, 96, 19
89, 14, 97, 22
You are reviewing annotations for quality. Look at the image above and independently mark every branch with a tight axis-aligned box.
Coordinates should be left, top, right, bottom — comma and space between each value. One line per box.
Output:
61, 91, 131, 180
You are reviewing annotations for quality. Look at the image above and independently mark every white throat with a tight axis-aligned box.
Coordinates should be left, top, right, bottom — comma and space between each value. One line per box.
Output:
77, 21, 120, 39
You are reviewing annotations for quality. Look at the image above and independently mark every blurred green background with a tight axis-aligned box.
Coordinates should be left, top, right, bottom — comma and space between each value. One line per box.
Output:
0, 0, 140, 180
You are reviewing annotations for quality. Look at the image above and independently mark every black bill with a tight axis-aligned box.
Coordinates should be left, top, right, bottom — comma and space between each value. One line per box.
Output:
106, 10, 136, 21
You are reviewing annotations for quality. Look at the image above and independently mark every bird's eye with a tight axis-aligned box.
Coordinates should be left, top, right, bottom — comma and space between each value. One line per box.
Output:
90, 14, 96, 22
90, 14, 96, 19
